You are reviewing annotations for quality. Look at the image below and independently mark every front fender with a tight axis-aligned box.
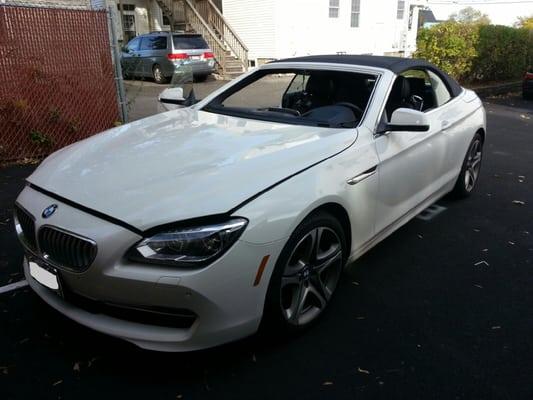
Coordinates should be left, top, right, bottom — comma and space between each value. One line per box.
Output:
236, 130, 379, 253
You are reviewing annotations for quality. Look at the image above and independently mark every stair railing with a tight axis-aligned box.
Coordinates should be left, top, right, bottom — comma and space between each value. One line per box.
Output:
183, 0, 227, 74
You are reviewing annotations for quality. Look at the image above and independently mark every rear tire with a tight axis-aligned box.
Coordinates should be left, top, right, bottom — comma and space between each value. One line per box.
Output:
450, 132, 483, 199
261, 211, 347, 335
152, 64, 168, 84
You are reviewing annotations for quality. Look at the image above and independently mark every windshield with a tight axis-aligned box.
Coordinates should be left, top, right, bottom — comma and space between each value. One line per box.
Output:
173, 35, 209, 50
202, 69, 377, 128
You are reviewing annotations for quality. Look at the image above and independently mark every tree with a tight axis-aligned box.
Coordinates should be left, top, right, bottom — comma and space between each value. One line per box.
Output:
449, 7, 491, 24
515, 15, 533, 29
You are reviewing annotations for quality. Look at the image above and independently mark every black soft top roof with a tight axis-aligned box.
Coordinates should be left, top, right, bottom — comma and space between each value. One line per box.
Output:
270, 54, 463, 97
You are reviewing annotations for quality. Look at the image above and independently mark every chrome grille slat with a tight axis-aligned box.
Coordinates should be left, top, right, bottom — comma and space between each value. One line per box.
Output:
14, 205, 37, 250
38, 227, 96, 272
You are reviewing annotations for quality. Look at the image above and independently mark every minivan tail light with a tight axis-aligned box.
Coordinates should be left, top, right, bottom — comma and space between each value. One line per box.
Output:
203, 52, 214, 59
167, 53, 188, 60
525, 72, 533, 81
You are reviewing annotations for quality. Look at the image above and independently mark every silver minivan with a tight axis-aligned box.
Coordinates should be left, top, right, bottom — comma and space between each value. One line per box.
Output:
121, 32, 215, 84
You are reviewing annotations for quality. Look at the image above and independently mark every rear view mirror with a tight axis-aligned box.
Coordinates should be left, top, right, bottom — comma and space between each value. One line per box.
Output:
386, 108, 430, 132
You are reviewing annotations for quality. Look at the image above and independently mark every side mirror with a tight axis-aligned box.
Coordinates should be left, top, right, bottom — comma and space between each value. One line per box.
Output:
385, 108, 430, 132
158, 87, 198, 108
159, 87, 185, 105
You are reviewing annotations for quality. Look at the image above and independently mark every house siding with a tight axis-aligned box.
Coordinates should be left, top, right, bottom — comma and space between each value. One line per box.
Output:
222, 0, 276, 62
224, 0, 421, 63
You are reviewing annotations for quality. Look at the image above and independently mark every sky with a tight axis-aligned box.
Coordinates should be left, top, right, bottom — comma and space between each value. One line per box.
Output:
426, 0, 533, 26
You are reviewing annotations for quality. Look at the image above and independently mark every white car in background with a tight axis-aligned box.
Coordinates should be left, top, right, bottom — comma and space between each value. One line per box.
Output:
15, 55, 486, 352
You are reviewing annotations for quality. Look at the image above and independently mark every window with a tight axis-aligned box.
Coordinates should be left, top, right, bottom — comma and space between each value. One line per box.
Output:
351, 0, 361, 27
173, 35, 209, 50
125, 36, 141, 52
329, 0, 339, 18
384, 69, 452, 121
118, 3, 135, 11
122, 14, 136, 43
140, 36, 167, 50
163, 15, 170, 26
203, 69, 377, 128
427, 70, 451, 107
222, 73, 297, 109
396, 0, 405, 19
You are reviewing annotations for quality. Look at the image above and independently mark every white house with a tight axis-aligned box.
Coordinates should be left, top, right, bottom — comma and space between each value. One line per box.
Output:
222, 0, 426, 65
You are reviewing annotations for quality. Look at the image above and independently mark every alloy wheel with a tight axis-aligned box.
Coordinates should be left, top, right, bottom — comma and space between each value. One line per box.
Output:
280, 227, 343, 326
464, 138, 482, 192
153, 65, 163, 83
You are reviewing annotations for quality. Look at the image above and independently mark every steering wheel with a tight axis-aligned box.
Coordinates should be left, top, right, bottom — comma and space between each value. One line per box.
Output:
334, 102, 364, 119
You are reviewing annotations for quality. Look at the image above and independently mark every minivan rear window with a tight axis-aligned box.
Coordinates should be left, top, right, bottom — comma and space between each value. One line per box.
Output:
173, 35, 209, 50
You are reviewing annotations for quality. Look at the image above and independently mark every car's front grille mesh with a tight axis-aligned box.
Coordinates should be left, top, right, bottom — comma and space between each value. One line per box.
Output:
38, 227, 97, 272
15, 206, 37, 250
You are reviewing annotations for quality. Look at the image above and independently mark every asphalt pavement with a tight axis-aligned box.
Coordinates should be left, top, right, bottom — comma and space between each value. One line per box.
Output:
0, 94, 531, 400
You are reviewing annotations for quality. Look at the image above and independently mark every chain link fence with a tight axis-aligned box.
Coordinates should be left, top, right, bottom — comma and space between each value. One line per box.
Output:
0, 2, 123, 164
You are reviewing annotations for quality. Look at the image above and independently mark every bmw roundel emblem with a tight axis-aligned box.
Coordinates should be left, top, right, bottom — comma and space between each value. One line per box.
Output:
42, 204, 58, 219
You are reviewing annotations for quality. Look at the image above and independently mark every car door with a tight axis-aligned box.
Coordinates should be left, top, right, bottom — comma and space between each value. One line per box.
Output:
121, 36, 142, 77
141, 35, 169, 78
373, 69, 454, 234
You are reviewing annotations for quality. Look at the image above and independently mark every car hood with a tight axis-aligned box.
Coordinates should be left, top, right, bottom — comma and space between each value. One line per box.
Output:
28, 108, 357, 230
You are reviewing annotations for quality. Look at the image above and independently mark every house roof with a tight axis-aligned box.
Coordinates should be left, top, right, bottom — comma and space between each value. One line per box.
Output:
419, 9, 439, 24
270, 54, 463, 97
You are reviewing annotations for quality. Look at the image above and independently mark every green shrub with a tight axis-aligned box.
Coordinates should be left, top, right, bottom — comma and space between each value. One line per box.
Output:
415, 22, 478, 82
473, 25, 530, 81
29, 130, 52, 147
416, 22, 532, 83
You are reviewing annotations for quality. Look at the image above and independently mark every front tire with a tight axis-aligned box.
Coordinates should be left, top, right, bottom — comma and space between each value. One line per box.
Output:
262, 212, 347, 334
450, 132, 483, 198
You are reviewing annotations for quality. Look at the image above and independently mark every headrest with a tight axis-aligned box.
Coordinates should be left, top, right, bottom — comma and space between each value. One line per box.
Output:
406, 77, 426, 94
306, 74, 333, 98
390, 76, 411, 100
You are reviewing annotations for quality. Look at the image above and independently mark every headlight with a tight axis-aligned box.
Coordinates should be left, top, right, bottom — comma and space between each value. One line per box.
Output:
128, 218, 248, 267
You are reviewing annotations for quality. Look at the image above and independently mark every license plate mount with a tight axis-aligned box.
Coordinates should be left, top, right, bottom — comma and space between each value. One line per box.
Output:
28, 256, 64, 298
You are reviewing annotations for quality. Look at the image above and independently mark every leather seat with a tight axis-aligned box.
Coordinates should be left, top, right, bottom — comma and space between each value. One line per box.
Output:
385, 76, 413, 120
334, 76, 369, 108
305, 74, 334, 109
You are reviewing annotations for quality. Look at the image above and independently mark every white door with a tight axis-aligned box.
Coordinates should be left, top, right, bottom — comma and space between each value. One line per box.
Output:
374, 69, 456, 233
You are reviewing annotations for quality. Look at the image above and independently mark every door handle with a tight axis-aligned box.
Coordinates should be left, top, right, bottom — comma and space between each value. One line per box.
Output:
441, 120, 450, 130
347, 166, 377, 185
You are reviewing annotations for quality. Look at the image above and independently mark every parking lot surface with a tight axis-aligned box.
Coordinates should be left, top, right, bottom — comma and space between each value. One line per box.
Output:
0, 94, 531, 400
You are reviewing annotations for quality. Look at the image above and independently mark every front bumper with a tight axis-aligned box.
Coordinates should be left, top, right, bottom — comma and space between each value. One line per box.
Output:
17, 185, 284, 351
164, 60, 215, 78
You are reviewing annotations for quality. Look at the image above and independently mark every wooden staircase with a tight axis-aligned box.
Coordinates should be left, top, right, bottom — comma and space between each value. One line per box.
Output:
155, 0, 248, 79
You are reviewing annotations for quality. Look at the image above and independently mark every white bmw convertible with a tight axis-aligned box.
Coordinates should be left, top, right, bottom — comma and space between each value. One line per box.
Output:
15, 55, 485, 351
